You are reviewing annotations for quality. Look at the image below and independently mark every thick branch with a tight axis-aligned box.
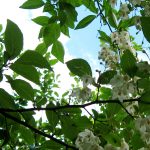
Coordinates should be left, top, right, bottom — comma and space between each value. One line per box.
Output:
0, 98, 148, 113
0, 112, 77, 150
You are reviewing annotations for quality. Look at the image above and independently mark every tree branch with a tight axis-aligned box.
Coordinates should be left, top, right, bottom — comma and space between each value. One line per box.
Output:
0, 98, 148, 113
0, 112, 77, 150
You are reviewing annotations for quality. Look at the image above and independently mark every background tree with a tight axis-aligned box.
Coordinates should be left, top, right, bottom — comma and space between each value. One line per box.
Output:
0, 0, 150, 149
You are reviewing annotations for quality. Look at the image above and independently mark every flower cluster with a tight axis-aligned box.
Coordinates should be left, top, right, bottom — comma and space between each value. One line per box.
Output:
109, 74, 136, 102
130, 0, 141, 6
70, 75, 93, 103
135, 116, 150, 146
75, 129, 103, 150
119, 3, 130, 20
98, 44, 118, 69
75, 129, 129, 150
110, 0, 117, 7
111, 31, 135, 55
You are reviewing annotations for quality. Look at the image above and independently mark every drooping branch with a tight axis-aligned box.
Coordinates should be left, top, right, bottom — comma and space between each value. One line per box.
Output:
0, 111, 77, 150
0, 98, 148, 113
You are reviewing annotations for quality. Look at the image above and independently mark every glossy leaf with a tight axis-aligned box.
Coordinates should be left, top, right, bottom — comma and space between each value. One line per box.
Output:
32, 16, 49, 26
15, 50, 51, 70
66, 58, 92, 77
52, 41, 65, 63
75, 15, 96, 29
9, 79, 34, 100
20, 0, 44, 9
43, 23, 60, 46
4, 19, 23, 60
10, 62, 40, 85
141, 17, 150, 43
121, 50, 137, 77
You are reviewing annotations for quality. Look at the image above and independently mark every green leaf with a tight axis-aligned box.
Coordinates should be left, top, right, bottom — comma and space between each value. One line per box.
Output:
66, 58, 92, 77
98, 70, 117, 84
99, 87, 112, 100
9, 79, 34, 100
41, 140, 63, 150
61, 116, 79, 140
83, 0, 98, 13
43, 23, 60, 46
108, 9, 117, 29
19, 126, 34, 145
138, 78, 150, 92
52, 41, 65, 63
32, 16, 49, 26
20, 0, 44, 9
46, 103, 59, 130
4, 19, 23, 60
75, 15, 96, 29
141, 17, 150, 43
98, 31, 111, 43
10, 62, 40, 85
0, 88, 16, 109
120, 50, 137, 77
15, 50, 51, 70
35, 42, 48, 55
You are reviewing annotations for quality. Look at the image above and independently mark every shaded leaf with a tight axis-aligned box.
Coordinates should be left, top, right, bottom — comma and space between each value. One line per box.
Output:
40, 140, 63, 150
141, 17, 150, 43
98, 70, 117, 84
120, 50, 137, 77
15, 50, 51, 70
4, 19, 23, 60
75, 15, 96, 29
43, 23, 60, 46
19, 126, 34, 145
52, 41, 65, 63
66, 58, 92, 77
46, 103, 59, 130
10, 63, 40, 85
9, 79, 34, 100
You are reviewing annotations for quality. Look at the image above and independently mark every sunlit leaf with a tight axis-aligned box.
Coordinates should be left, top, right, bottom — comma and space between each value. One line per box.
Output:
52, 41, 65, 63
75, 15, 96, 29
20, 0, 44, 9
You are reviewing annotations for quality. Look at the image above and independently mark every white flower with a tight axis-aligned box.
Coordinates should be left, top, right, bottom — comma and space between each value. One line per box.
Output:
75, 129, 103, 150
120, 138, 129, 150
81, 75, 93, 87
125, 101, 138, 115
109, 0, 117, 7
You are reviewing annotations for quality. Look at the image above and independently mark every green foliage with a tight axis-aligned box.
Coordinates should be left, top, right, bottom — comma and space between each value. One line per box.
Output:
0, 0, 150, 150
66, 58, 92, 77
20, 0, 44, 9
141, 17, 150, 43
52, 40, 65, 63
75, 15, 96, 29
10, 62, 40, 85
121, 50, 137, 77
43, 23, 60, 47
9, 79, 35, 101
4, 19, 23, 60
